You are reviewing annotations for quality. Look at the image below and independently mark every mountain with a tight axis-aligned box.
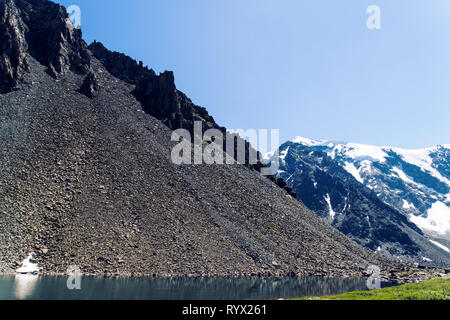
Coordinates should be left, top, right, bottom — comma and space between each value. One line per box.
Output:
86, 40, 297, 198
266, 138, 450, 267
287, 138, 450, 245
0, 0, 421, 280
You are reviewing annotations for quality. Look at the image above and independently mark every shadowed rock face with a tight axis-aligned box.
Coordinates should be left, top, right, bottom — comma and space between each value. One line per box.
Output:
0, 0, 90, 93
0, 0, 29, 92
0, 0, 436, 280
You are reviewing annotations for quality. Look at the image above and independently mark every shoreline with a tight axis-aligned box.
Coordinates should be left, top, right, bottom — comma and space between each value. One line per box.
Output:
2, 268, 448, 284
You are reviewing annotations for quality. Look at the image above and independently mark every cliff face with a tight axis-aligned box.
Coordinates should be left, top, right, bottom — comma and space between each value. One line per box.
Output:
89, 41, 297, 197
0, 0, 29, 92
0, 0, 90, 93
89, 41, 213, 134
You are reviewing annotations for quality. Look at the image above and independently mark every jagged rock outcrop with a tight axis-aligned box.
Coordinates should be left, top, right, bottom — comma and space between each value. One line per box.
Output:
89, 41, 218, 134
0, 0, 29, 93
89, 41, 297, 197
0, 0, 90, 93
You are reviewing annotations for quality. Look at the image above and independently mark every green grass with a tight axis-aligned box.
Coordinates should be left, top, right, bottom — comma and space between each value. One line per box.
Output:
296, 278, 450, 300
265, 222, 282, 233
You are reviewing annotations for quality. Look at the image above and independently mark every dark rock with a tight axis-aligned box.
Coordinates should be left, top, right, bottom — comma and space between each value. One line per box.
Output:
0, 0, 91, 93
79, 72, 99, 98
276, 178, 287, 188
0, 0, 29, 93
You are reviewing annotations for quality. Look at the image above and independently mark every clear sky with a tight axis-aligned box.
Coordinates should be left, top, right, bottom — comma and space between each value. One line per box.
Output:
56, 0, 450, 149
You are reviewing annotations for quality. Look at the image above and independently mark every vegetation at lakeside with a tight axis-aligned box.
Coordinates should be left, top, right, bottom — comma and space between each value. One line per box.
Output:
296, 278, 449, 300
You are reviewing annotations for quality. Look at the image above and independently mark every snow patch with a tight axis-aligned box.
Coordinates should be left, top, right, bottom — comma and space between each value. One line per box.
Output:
340, 143, 388, 163
292, 136, 324, 146
343, 162, 364, 184
409, 201, 450, 235
324, 194, 336, 220
280, 147, 289, 161
16, 253, 41, 274
360, 160, 373, 173
390, 147, 450, 187
402, 200, 415, 210
343, 197, 348, 211
429, 240, 450, 253
286, 173, 294, 183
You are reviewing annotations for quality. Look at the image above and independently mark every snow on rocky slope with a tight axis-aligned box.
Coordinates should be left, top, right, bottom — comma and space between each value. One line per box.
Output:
288, 138, 450, 240
266, 138, 450, 266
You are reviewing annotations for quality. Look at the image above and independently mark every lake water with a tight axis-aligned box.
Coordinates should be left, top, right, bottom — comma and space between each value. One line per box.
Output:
0, 275, 387, 300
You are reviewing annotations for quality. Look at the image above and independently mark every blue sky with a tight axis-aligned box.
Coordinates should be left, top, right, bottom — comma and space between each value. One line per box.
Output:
56, 0, 450, 149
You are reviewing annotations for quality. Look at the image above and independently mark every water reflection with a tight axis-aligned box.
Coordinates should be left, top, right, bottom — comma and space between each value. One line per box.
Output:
0, 276, 388, 300
14, 274, 38, 300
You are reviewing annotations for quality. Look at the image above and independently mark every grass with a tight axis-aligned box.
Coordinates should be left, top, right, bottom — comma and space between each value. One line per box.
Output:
265, 222, 282, 233
296, 278, 450, 300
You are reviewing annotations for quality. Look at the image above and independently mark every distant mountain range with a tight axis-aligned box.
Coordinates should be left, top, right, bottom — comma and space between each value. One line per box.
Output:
266, 138, 450, 267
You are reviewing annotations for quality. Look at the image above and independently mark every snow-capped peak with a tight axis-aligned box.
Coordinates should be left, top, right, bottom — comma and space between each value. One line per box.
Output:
292, 136, 325, 147
285, 136, 450, 239
291, 136, 347, 148
291, 137, 450, 187
292, 137, 390, 162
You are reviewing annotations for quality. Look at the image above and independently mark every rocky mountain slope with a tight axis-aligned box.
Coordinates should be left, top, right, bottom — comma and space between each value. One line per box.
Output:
0, 0, 423, 279
266, 138, 450, 267
86, 40, 297, 198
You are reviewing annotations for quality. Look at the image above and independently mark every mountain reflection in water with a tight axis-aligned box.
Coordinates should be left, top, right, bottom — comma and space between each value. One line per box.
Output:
0, 276, 385, 300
